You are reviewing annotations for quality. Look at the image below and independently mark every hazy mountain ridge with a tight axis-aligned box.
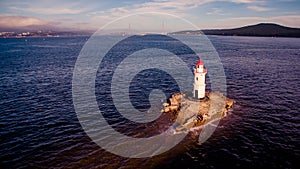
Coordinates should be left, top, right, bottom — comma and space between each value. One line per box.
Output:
170, 23, 300, 37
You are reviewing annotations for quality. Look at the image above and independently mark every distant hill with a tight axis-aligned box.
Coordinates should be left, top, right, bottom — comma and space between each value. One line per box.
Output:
170, 23, 300, 37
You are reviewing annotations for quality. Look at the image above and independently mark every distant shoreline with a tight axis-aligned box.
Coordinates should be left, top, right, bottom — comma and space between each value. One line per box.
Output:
0, 31, 92, 38
2, 23, 300, 39
0, 35, 90, 39
2, 34, 300, 39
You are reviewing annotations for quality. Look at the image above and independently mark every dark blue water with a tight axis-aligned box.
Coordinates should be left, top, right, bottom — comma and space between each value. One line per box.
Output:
0, 36, 299, 168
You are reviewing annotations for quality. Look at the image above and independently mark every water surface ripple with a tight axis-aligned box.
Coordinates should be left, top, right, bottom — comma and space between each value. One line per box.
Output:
0, 36, 299, 169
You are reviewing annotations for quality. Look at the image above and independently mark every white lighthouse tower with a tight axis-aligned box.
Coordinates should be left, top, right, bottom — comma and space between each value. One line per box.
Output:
193, 59, 207, 99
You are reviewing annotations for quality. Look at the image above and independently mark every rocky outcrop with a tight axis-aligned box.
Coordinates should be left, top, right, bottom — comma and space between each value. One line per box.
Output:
161, 93, 184, 113
161, 92, 235, 131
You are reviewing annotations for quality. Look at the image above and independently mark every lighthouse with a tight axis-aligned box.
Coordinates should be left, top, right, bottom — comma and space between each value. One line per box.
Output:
193, 59, 207, 99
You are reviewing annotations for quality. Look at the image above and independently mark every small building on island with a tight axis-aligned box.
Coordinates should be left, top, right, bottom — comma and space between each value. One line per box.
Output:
193, 59, 207, 99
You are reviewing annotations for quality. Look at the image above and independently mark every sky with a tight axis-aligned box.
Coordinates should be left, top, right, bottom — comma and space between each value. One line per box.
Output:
0, 0, 300, 32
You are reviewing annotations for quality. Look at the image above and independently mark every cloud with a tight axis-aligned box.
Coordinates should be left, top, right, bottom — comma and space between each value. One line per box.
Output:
0, 15, 69, 31
9, 6, 87, 15
141, 0, 213, 11
247, 5, 273, 11
227, 0, 274, 12
218, 15, 300, 28
88, 0, 281, 31
89, 0, 270, 21
3, 0, 296, 31
90, 0, 214, 18
4, 0, 90, 15
228, 0, 256, 3
87, 0, 215, 32
206, 8, 228, 15
0, 15, 50, 27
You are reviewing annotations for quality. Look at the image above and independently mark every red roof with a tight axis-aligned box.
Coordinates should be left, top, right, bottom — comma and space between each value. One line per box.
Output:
196, 59, 203, 66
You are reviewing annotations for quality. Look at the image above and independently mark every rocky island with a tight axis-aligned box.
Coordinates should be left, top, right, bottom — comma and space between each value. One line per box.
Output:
161, 59, 235, 132
161, 92, 235, 132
